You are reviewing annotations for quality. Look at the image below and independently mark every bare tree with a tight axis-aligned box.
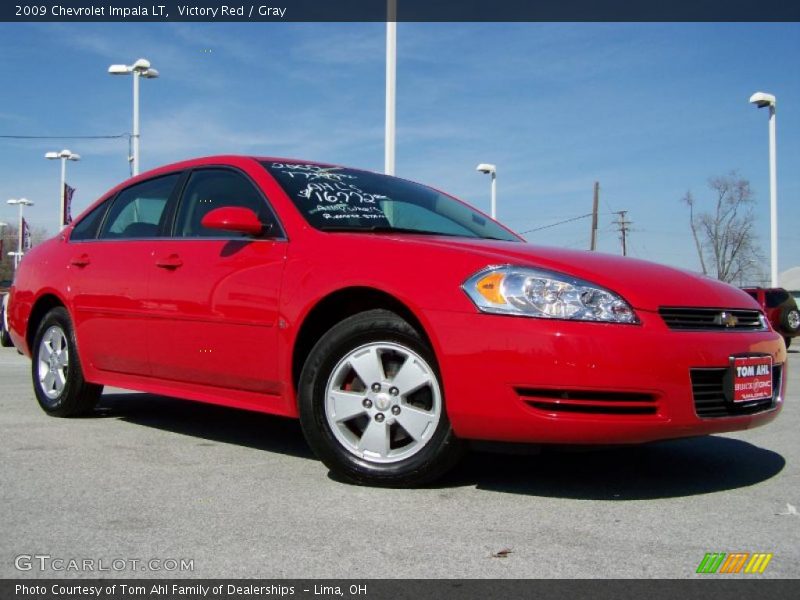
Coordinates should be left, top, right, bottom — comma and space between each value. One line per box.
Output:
681, 172, 763, 284
0, 224, 51, 283
0, 226, 17, 283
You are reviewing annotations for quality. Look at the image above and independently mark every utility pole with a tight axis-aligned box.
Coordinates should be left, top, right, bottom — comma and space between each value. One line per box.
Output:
614, 210, 631, 256
590, 181, 599, 250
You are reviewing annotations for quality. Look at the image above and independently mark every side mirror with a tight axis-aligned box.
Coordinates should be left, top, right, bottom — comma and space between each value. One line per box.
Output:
200, 207, 265, 237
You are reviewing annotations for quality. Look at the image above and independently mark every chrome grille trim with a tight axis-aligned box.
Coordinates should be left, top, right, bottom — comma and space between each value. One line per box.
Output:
660, 307, 765, 331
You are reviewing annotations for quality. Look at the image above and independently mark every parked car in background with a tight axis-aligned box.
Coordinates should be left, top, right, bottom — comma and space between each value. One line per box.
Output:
742, 287, 800, 348
5, 156, 787, 486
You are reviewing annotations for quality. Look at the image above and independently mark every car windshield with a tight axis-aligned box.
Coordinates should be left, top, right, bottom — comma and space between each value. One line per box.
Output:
261, 161, 519, 242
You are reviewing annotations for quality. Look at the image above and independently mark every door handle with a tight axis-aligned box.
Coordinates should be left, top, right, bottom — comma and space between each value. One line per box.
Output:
70, 254, 90, 267
155, 255, 183, 269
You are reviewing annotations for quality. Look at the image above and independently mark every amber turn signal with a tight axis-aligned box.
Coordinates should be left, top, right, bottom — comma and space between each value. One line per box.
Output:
475, 272, 506, 305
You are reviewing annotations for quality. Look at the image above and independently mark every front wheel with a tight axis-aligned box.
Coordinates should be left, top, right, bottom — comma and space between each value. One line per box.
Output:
31, 307, 103, 417
298, 309, 464, 487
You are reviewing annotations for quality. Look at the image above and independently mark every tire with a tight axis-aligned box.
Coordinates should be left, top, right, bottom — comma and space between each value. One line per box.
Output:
31, 307, 103, 417
780, 307, 800, 333
1, 298, 12, 347
785, 337, 792, 349
298, 309, 464, 487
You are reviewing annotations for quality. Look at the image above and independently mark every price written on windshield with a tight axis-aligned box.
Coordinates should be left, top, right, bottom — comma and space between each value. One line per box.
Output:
299, 181, 386, 205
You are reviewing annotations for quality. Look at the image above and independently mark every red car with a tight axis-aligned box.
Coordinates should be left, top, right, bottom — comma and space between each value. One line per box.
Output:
7, 156, 787, 486
741, 287, 800, 349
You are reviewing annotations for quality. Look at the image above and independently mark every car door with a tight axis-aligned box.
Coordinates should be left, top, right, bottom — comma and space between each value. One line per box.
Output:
146, 167, 287, 396
69, 173, 182, 376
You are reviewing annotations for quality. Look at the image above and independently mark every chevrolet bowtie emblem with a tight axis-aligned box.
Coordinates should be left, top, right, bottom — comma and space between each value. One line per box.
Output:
714, 311, 739, 328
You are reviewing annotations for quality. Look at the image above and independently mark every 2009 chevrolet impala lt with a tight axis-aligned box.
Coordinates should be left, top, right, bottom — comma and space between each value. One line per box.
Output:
7, 156, 787, 486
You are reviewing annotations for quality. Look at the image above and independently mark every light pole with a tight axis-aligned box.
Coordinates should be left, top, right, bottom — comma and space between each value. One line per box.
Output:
45, 149, 80, 231
108, 58, 159, 176
476, 163, 497, 219
7, 198, 34, 270
749, 91, 778, 287
385, 0, 397, 176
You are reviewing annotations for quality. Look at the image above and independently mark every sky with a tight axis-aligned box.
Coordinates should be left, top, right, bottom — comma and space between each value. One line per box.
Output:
0, 22, 798, 277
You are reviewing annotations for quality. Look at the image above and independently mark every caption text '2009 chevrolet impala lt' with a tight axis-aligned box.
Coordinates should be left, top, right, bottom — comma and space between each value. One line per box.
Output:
6, 156, 787, 486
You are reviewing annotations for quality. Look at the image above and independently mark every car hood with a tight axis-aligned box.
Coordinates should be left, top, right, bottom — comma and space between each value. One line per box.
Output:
384, 235, 760, 312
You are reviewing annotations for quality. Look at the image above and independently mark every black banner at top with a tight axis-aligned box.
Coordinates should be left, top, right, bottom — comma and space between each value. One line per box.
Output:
3, 0, 800, 22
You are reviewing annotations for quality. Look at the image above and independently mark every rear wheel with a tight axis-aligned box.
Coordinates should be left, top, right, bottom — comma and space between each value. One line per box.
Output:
31, 307, 102, 417
298, 309, 464, 487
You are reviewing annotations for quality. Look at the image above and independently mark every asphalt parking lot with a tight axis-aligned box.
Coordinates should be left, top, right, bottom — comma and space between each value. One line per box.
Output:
0, 346, 797, 579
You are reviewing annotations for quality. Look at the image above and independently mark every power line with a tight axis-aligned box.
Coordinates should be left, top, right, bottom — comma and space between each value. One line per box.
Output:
0, 134, 129, 139
520, 213, 593, 234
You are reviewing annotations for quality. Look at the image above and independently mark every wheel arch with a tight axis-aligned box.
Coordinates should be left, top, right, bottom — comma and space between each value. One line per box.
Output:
291, 287, 434, 399
26, 292, 68, 352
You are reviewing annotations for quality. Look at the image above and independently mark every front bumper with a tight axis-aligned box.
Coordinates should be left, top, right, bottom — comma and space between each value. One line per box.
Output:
423, 308, 786, 444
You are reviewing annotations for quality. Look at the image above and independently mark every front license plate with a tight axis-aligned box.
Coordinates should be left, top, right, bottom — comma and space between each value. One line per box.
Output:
730, 356, 773, 403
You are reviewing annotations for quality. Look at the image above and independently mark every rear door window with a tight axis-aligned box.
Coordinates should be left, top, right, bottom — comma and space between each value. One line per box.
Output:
70, 200, 111, 241
98, 174, 180, 240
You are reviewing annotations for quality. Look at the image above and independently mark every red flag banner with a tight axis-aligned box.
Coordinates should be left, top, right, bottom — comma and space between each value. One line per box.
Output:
64, 183, 75, 226
22, 218, 32, 251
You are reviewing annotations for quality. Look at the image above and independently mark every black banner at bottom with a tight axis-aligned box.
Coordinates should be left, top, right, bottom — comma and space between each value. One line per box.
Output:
2, 580, 798, 600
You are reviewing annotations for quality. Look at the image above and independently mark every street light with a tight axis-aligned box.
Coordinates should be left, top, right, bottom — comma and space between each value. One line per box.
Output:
45, 149, 80, 231
108, 58, 159, 176
6, 198, 34, 270
385, 0, 397, 176
476, 163, 497, 219
749, 91, 778, 287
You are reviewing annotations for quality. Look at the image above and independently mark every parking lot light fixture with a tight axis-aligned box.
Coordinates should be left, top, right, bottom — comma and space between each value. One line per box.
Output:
108, 58, 159, 176
749, 91, 778, 287
476, 163, 497, 219
6, 198, 34, 269
45, 149, 80, 231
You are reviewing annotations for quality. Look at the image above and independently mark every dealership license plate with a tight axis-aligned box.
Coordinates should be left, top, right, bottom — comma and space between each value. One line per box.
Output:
730, 356, 773, 403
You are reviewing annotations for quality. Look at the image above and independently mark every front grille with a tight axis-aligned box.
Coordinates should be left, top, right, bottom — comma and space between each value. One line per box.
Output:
517, 388, 658, 416
691, 364, 782, 418
659, 307, 764, 331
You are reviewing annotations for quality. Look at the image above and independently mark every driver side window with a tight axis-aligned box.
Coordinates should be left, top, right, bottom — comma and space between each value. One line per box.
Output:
174, 169, 276, 238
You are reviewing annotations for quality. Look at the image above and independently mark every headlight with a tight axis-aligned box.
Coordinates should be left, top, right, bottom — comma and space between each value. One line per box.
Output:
462, 265, 638, 323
